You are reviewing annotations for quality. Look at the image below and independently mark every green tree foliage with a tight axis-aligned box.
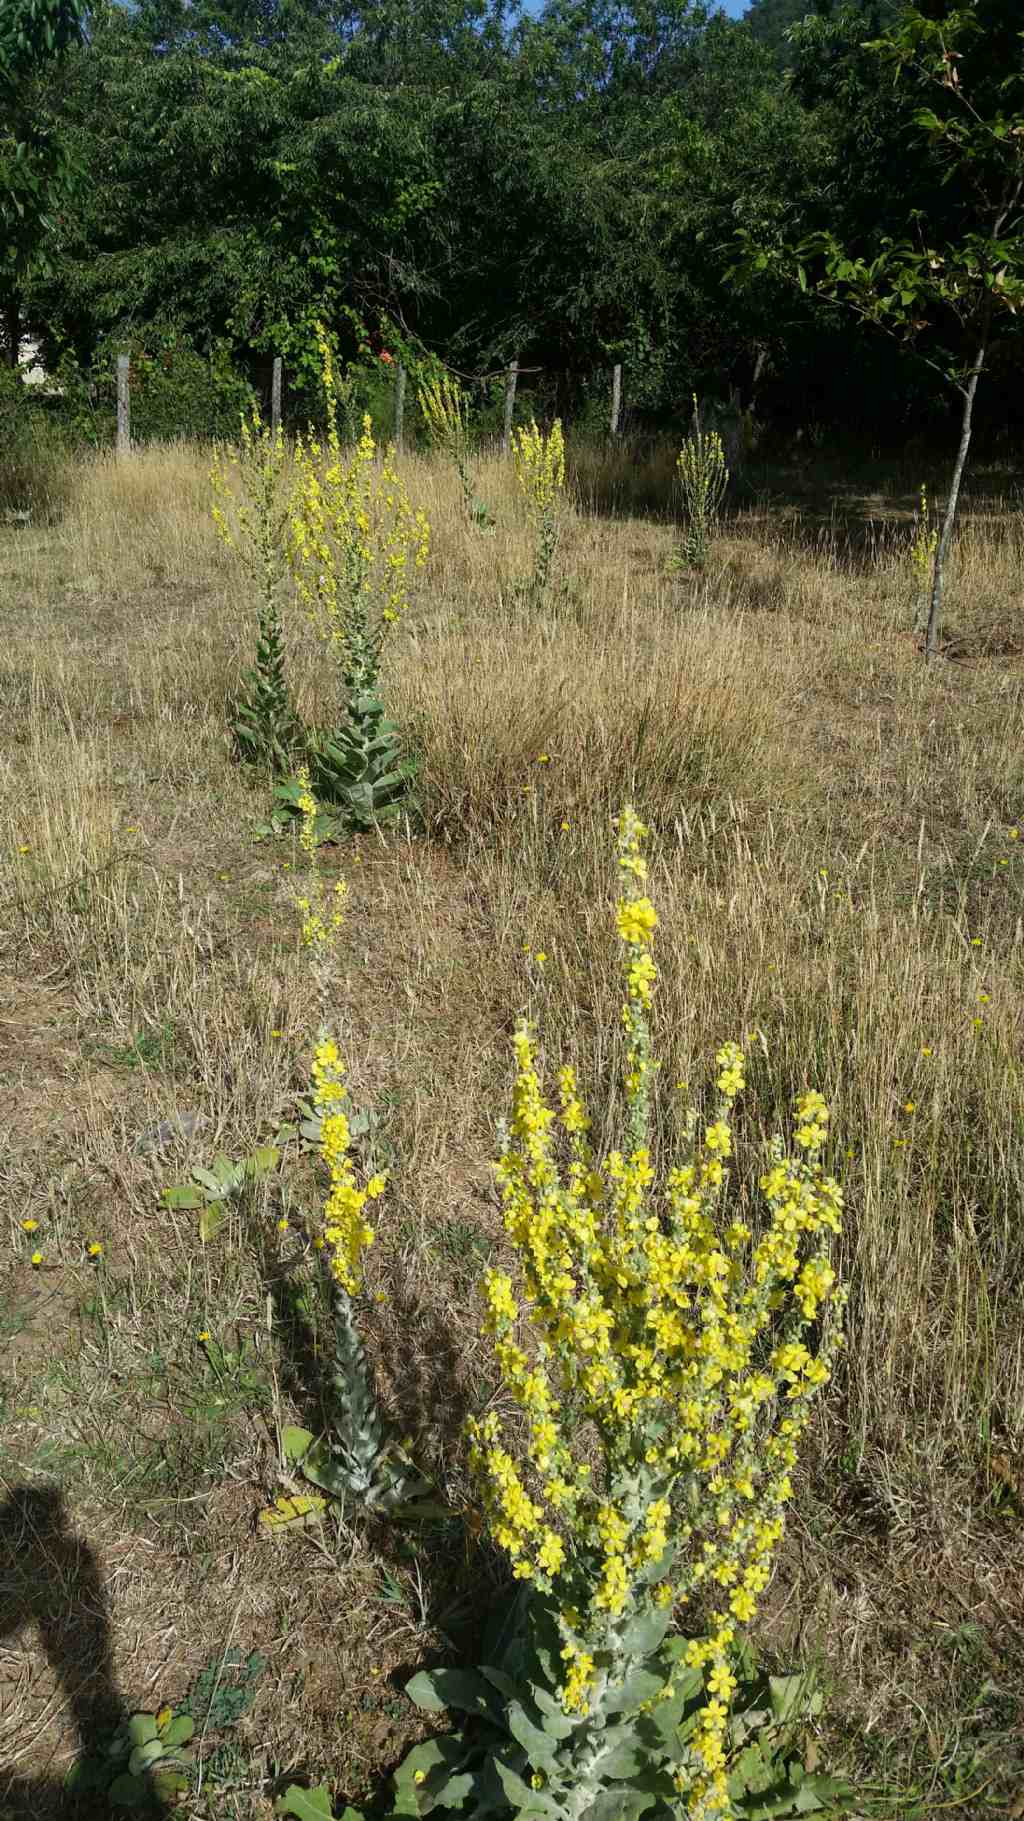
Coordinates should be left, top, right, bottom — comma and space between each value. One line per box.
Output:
14, 0, 1024, 453
739, 0, 1024, 652
0, 0, 87, 365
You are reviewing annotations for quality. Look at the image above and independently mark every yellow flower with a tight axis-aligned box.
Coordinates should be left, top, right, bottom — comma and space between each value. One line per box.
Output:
30, 1250, 43, 1267
21, 1219, 38, 1233
87, 1241, 103, 1258
198, 1330, 211, 1343
616, 897, 658, 945
729, 1587, 757, 1621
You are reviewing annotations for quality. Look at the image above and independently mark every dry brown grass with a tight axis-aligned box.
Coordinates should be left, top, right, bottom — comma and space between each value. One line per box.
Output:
1, 435, 1022, 1817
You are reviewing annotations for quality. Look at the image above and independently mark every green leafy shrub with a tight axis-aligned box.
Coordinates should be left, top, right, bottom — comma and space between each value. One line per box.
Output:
55, 323, 255, 447
0, 362, 73, 521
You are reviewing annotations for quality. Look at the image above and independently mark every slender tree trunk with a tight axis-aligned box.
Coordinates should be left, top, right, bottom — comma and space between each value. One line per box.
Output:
924, 301, 991, 662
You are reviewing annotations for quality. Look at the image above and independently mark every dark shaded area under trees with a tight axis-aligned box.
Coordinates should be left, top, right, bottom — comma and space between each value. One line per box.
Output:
3, 0, 1023, 451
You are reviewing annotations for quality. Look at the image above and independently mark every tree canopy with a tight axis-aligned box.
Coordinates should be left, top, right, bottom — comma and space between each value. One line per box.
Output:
9, 0, 1024, 442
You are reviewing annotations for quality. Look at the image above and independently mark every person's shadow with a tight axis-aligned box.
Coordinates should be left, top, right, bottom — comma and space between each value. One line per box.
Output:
0, 1482, 164, 1817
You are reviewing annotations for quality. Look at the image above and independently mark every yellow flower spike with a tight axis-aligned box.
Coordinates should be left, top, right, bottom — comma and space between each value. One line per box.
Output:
466, 805, 844, 1773
287, 348, 429, 661
311, 1044, 378, 1296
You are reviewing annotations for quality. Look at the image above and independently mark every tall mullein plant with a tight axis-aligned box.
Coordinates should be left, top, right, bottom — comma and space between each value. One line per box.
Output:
418, 369, 493, 526
512, 418, 565, 598
456, 807, 847, 1820
211, 405, 303, 771
910, 483, 938, 636
287, 325, 430, 831
279, 782, 434, 1516
303, 1040, 435, 1516
676, 398, 728, 573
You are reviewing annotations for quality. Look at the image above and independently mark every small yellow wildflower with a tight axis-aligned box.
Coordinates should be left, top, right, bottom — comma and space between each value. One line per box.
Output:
30, 1250, 43, 1267
87, 1242, 103, 1258
21, 1219, 38, 1233
616, 898, 658, 945
198, 1330, 211, 1343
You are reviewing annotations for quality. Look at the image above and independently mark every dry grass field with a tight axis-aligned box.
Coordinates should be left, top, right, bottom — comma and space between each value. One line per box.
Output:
1, 435, 1022, 1817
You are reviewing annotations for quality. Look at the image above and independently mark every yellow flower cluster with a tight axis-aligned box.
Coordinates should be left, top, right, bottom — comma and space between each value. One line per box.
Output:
468, 802, 845, 1786
288, 325, 430, 655
312, 1038, 386, 1295
511, 418, 565, 524
559, 1641, 596, 1716
417, 371, 467, 458
210, 402, 289, 590
676, 406, 728, 525
291, 767, 348, 954
910, 482, 938, 587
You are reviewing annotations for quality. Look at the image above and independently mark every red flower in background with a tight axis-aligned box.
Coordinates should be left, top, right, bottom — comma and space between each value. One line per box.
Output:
380, 350, 394, 365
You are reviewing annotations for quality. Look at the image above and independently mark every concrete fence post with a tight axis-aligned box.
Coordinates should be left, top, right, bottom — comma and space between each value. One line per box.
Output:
502, 358, 519, 454
610, 363, 622, 436
116, 354, 130, 456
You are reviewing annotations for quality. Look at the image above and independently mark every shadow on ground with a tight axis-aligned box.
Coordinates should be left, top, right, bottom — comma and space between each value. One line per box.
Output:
0, 1482, 168, 1817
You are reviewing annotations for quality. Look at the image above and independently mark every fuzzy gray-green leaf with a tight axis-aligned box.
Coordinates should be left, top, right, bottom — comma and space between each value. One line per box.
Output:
282, 1425, 315, 1463
603, 1664, 666, 1713
127, 1739, 164, 1777
507, 1698, 558, 1768
160, 1714, 195, 1748
161, 1186, 204, 1210
404, 1667, 496, 1718
392, 1734, 474, 1814
586, 1788, 652, 1821
273, 1784, 336, 1819
616, 1605, 672, 1657
494, 1759, 559, 1814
